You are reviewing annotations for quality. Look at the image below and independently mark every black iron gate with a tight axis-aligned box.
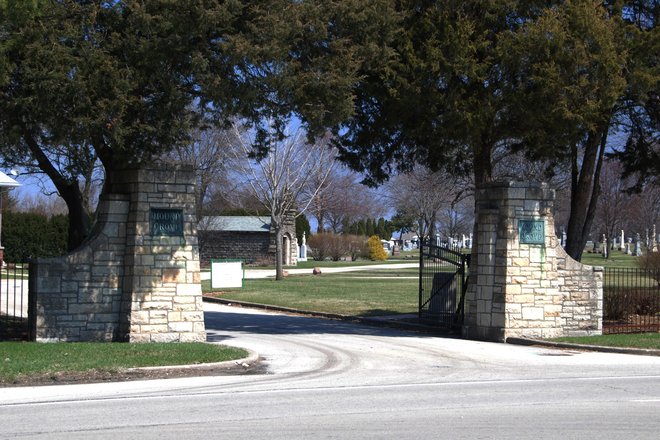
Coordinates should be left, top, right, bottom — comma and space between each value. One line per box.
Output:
0, 263, 30, 340
419, 242, 470, 330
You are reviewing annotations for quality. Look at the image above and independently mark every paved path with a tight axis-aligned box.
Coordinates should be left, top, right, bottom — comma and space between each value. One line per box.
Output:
201, 262, 419, 280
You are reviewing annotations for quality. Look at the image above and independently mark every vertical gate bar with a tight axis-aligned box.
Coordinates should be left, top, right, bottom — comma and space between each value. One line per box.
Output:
418, 241, 424, 319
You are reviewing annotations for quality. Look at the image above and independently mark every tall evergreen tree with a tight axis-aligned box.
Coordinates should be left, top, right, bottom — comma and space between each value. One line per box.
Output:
336, 1, 630, 261
0, 0, 397, 250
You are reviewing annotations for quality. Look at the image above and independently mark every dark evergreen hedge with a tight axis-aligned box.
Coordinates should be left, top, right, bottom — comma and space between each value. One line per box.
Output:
1, 211, 68, 262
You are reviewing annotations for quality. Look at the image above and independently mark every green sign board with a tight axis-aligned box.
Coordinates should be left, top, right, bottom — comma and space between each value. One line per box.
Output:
519, 220, 544, 245
150, 208, 184, 236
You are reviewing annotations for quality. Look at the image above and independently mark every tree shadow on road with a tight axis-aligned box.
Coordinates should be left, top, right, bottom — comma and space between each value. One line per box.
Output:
204, 307, 460, 342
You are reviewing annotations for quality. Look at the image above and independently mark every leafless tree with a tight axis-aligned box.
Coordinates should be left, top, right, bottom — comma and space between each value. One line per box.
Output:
591, 160, 634, 247
306, 168, 384, 233
625, 183, 660, 239
231, 123, 336, 280
161, 126, 240, 221
387, 166, 469, 241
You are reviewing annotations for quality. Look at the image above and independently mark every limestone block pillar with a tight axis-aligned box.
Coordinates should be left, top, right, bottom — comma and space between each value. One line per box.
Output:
114, 166, 206, 343
462, 182, 602, 342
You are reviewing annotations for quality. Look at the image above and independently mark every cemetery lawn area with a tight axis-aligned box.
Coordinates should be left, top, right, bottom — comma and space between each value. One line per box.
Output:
580, 252, 641, 268
549, 333, 660, 350
0, 342, 248, 385
204, 271, 418, 316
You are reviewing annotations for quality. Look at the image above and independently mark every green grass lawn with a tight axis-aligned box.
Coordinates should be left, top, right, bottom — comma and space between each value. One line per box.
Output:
580, 251, 642, 268
550, 333, 660, 350
204, 271, 419, 317
0, 342, 248, 384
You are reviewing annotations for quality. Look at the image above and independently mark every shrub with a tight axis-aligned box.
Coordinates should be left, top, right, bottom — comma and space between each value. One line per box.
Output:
308, 233, 369, 261
637, 251, 660, 286
604, 289, 660, 321
1, 211, 68, 261
344, 234, 368, 261
308, 233, 335, 261
367, 235, 388, 261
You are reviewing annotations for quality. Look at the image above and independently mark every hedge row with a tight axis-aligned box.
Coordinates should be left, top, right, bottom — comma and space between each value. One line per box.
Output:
1, 211, 68, 262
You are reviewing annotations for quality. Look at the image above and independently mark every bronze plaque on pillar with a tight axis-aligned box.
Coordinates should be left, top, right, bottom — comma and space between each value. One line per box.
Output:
519, 220, 544, 245
150, 208, 184, 236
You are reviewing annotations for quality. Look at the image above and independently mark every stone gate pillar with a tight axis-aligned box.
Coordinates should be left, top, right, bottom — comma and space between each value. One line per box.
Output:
30, 165, 205, 342
113, 166, 205, 342
462, 182, 602, 342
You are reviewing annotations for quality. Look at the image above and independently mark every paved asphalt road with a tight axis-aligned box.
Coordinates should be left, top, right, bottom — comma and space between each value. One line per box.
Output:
1, 303, 659, 439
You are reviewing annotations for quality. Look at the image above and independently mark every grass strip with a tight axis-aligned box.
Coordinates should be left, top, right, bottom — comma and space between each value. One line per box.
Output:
549, 333, 660, 350
204, 274, 418, 316
0, 342, 247, 383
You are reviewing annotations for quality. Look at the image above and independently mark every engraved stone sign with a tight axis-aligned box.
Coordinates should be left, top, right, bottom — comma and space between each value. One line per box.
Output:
518, 219, 544, 245
150, 208, 184, 236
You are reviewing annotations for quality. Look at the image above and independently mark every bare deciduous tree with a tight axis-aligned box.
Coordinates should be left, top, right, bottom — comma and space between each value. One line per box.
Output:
387, 167, 469, 242
231, 124, 335, 280
161, 126, 239, 221
306, 168, 384, 233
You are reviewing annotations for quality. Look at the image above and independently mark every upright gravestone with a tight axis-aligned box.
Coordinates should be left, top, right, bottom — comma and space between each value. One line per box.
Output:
619, 230, 625, 251
634, 233, 643, 257
602, 234, 608, 259
30, 165, 205, 342
462, 182, 602, 342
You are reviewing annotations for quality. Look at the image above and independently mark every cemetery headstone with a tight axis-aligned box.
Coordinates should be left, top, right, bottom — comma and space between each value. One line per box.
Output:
634, 233, 643, 256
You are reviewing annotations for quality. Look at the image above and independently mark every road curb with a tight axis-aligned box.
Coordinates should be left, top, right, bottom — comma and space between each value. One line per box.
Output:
506, 337, 660, 357
125, 348, 261, 373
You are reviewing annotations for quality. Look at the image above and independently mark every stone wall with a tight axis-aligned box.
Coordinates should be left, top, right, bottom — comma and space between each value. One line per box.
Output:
462, 181, 602, 342
199, 231, 272, 266
29, 166, 206, 343
198, 213, 297, 268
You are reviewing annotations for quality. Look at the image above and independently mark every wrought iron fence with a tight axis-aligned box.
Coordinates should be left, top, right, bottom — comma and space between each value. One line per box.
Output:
419, 242, 470, 330
603, 267, 660, 334
0, 262, 29, 340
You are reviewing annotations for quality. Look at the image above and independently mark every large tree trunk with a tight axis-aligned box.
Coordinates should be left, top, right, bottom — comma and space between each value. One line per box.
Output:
59, 183, 92, 251
564, 129, 607, 261
21, 128, 91, 250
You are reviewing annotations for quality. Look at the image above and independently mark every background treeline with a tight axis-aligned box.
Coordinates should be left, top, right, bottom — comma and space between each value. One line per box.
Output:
1, 212, 68, 262
341, 217, 396, 241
